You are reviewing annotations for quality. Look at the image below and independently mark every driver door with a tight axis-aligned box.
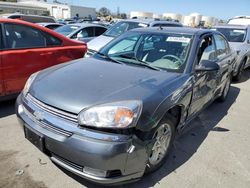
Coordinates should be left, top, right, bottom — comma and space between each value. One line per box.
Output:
188, 35, 219, 117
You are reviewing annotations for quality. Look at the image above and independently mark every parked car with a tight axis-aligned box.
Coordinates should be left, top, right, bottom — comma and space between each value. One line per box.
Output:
37, 22, 63, 30
54, 23, 107, 43
16, 27, 234, 185
213, 24, 250, 80
86, 19, 183, 56
228, 16, 250, 25
0, 19, 87, 101
1, 13, 56, 23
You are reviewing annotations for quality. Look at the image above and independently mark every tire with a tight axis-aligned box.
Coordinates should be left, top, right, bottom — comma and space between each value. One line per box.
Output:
218, 75, 231, 102
233, 59, 246, 82
145, 115, 175, 174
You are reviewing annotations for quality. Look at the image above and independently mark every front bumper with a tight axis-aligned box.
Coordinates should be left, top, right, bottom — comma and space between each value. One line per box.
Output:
16, 94, 148, 185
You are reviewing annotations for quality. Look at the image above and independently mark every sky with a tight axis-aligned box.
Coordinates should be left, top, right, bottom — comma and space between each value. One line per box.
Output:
58, 0, 250, 20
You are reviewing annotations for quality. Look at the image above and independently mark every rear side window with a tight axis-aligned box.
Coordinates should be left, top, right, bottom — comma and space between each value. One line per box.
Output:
4, 23, 46, 49
42, 31, 62, 47
4, 23, 62, 49
95, 27, 107, 36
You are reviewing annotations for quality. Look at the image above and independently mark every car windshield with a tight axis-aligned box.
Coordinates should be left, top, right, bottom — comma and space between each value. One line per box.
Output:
55, 25, 80, 36
103, 21, 147, 37
99, 32, 193, 73
215, 28, 247, 42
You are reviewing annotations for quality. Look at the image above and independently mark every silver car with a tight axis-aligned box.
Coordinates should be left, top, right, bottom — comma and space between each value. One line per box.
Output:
55, 23, 107, 43
86, 19, 183, 56
213, 24, 250, 81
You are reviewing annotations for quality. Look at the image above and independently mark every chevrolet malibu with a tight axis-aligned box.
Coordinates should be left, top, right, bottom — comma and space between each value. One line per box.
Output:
16, 27, 234, 185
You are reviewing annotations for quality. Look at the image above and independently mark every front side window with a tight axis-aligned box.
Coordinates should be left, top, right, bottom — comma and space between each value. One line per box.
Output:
198, 36, 217, 63
101, 32, 193, 72
215, 28, 246, 42
4, 23, 46, 49
214, 34, 229, 59
71, 27, 94, 39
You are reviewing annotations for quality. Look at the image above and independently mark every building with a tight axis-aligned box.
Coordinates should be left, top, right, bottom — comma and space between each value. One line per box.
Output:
0, 1, 49, 15
0, 0, 96, 19
130, 11, 153, 19
162, 13, 182, 22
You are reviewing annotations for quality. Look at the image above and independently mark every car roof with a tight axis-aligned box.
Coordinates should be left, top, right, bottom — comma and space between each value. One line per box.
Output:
67, 23, 106, 28
130, 26, 212, 36
117, 19, 182, 25
213, 24, 249, 29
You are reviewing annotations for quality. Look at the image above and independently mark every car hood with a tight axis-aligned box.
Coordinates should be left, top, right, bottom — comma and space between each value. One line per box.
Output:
30, 58, 180, 114
87, 35, 114, 52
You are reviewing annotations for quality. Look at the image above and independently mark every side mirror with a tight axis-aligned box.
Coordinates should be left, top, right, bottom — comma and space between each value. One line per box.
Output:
195, 60, 220, 72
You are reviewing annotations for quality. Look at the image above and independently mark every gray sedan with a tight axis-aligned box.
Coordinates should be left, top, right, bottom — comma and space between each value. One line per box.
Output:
55, 23, 107, 43
16, 27, 235, 185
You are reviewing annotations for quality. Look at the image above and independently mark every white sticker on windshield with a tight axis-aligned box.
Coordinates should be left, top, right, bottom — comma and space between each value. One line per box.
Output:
233, 30, 245, 33
166, 37, 191, 43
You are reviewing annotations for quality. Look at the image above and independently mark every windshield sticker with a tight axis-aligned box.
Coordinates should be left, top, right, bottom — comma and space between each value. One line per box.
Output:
233, 30, 245, 33
166, 37, 191, 43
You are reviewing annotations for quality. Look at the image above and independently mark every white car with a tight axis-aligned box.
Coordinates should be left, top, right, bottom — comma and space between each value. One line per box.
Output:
213, 24, 250, 81
228, 16, 250, 25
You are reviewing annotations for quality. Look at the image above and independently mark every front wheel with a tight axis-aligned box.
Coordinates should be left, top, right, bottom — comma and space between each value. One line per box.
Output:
218, 75, 231, 102
145, 117, 175, 173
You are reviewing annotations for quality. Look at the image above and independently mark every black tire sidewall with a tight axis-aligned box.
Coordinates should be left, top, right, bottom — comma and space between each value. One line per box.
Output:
145, 116, 176, 174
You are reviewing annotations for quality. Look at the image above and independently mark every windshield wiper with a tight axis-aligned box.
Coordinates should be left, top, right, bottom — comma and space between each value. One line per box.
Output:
96, 52, 124, 65
117, 54, 161, 71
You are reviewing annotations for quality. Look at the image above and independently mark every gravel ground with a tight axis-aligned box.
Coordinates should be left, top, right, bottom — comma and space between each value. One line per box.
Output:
0, 70, 250, 188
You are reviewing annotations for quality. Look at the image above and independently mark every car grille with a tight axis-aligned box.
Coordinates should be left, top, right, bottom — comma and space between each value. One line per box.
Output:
26, 94, 78, 123
52, 154, 84, 172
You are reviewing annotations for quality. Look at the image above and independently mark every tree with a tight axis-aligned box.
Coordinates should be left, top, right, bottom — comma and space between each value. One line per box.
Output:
98, 7, 111, 17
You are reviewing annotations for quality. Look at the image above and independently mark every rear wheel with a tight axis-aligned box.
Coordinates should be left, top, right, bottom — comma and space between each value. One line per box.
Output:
218, 75, 231, 102
145, 116, 175, 173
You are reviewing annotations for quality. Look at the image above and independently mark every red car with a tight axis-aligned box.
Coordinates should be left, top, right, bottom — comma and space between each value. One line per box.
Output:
0, 19, 87, 101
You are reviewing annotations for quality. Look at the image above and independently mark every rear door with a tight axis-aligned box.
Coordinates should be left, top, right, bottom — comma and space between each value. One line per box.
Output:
213, 33, 232, 94
0, 24, 4, 97
1, 23, 49, 95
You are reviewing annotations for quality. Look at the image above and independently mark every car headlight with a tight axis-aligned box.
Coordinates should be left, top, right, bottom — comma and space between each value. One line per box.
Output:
78, 101, 142, 128
23, 72, 39, 96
